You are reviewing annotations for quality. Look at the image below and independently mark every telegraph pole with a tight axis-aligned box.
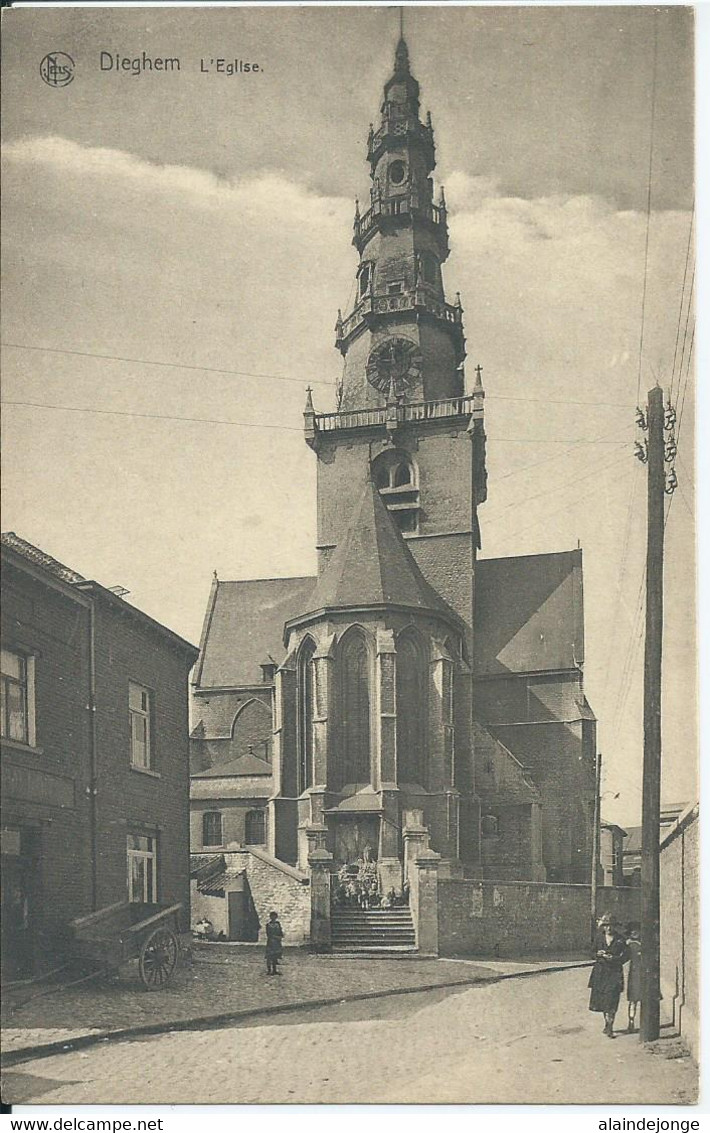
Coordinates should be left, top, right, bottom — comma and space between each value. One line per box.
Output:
638, 384, 665, 1042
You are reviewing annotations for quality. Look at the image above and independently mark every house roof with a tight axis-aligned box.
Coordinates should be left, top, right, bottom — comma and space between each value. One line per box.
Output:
1, 532, 85, 584
290, 480, 451, 626
194, 575, 316, 690
473, 549, 584, 677
192, 752, 272, 778
198, 868, 245, 896
2, 532, 198, 659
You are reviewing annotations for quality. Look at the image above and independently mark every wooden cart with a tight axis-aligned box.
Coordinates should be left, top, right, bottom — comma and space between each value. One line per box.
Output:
69, 901, 183, 990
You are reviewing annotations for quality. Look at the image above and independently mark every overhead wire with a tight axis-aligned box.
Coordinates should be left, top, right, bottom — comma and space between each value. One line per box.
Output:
668, 203, 695, 405
0, 397, 635, 443
2, 340, 638, 410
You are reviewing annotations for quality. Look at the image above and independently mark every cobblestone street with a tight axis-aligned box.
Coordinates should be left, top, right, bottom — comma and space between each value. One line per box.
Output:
1, 967, 697, 1106
1, 944, 516, 1056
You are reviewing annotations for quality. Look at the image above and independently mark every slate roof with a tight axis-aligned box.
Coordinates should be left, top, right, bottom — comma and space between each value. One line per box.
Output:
192, 752, 273, 778
474, 549, 584, 677
194, 575, 315, 689
190, 776, 273, 801
291, 480, 451, 624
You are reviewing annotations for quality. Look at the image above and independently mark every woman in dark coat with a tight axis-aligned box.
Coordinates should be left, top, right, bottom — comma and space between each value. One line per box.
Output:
588, 914, 630, 1037
265, 910, 284, 976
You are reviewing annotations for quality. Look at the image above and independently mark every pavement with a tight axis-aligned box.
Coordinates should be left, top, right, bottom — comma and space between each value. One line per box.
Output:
1, 944, 589, 1063
0, 966, 697, 1105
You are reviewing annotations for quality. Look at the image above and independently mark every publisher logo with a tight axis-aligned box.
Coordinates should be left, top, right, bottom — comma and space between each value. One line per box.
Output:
40, 52, 75, 87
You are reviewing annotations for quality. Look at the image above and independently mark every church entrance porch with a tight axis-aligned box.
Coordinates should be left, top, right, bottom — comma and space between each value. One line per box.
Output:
326, 809, 404, 903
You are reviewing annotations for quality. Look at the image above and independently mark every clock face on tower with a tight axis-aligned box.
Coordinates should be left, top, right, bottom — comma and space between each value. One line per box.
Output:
366, 337, 423, 397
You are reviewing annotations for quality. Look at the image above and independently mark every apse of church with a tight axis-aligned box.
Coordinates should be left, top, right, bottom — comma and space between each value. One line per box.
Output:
190, 35, 596, 891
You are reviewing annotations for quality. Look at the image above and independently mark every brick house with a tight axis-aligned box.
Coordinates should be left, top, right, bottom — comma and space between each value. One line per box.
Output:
1, 533, 198, 979
189, 37, 597, 898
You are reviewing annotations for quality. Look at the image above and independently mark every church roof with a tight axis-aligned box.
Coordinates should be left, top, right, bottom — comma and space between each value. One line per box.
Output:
194, 575, 315, 689
192, 751, 272, 778
473, 549, 584, 677
290, 480, 451, 626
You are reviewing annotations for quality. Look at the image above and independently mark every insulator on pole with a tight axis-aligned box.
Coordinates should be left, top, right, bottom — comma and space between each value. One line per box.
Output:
634, 440, 648, 464
665, 468, 678, 495
636, 407, 648, 430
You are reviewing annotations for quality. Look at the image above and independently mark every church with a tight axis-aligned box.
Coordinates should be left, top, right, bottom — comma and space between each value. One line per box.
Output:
190, 36, 596, 897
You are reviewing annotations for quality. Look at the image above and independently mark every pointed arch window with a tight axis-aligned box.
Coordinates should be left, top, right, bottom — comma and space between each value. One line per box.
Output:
371, 450, 420, 535
297, 638, 316, 793
339, 630, 371, 786
396, 632, 428, 786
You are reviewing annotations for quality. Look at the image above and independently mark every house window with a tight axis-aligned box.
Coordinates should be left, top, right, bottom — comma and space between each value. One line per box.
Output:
129, 682, 152, 769
387, 281, 404, 295
1, 649, 35, 746
127, 834, 157, 902
202, 811, 223, 847
245, 809, 266, 845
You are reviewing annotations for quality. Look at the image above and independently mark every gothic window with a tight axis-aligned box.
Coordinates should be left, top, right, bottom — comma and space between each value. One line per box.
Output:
339, 629, 371, 786
393, 462, 412, 487
232, 699, 272, 762
297, 638, 316, 794
358, 262, 373, 297
371, 450, 420, 536
481, 814, 499, 838
396, 632, 427, 786
421, 251, 439, 285
202, 811, 223, 847
245, 809, 266, 845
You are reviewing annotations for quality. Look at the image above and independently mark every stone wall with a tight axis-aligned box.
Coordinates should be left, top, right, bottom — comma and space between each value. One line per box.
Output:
196, 848, 310, 946
438, 878, 641, 957
659, 804, 699, 1059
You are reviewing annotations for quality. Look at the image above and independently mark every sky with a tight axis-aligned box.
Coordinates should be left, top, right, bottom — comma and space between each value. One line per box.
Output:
1, 4, 697, 826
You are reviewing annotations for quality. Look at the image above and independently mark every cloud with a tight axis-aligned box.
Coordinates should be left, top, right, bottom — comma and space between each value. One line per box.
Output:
2, 135, 351, 229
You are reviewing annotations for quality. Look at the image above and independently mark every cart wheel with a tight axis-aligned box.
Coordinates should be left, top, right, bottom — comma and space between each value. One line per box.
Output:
139, 927, 179, 990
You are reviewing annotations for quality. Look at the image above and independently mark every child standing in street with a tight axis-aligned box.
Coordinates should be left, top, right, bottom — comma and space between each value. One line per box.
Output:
626, 922, 642, 1032
265, 910, 284, 976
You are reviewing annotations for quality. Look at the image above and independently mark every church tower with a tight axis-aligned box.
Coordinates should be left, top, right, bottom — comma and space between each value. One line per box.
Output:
276, 35, 488, 885
305, 35, 487, 624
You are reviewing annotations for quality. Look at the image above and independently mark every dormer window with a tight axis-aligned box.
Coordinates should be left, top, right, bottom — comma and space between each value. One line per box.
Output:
371, 450, 420, 536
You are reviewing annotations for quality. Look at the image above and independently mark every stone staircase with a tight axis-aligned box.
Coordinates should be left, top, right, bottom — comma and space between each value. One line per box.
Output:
331, 906, 417, 953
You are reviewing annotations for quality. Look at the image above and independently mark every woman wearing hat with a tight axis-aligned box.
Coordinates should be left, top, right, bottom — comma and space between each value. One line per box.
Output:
588, 913, 630, 1038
